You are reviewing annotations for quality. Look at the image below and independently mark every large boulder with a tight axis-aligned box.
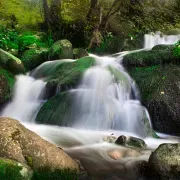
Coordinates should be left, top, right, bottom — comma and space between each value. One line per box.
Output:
0, 68, 15, 105
46, 56, 95, 92
0, 49, 25, 74
148, 143, 180, 179
21, 48, 49, 71
0, 117, 79, 173
123, 49, 180, 67
129, 64, 180, 136
0, 157, 33, 180
49, 39, 73, 60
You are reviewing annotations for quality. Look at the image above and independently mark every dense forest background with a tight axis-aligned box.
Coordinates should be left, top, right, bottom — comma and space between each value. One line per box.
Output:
0, 0, 180, 53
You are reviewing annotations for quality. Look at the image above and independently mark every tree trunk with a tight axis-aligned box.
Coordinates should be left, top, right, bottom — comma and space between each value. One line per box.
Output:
42, 0, 50, 29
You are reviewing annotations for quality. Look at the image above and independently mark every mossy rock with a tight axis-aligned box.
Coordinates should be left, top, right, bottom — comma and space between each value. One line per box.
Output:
73, 48, 88, 59
32, 169, 78, 180
0, 49, 25, 74
129, 64, 180, 136
0, 157, 33, 180
163, 29, 180, 35
123, 50, 180, 67
21, 48, 49, 71
0, 67, 15, 104
46, 56, 95, 92
152, 44, 174, 51
148, 143, 180, 179
49, 39, 73, 60
115, 135, 147, 149
35, 91, 75, 125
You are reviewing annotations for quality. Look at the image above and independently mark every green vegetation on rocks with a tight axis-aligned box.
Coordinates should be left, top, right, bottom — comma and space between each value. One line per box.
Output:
0, 68, 15, 104
73, 48, 88, 59
47, 56, 95, 91
49, 40, 73, 60
0, 49, 25, 74
21, 48, 49, 71
0, 157, 33, 180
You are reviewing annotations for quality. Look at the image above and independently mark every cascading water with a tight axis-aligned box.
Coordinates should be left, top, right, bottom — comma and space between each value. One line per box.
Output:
68, 54, 150, 137
1, 75, 46, 122
144, 32, 180, 49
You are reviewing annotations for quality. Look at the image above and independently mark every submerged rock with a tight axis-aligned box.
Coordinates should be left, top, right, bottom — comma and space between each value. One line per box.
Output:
0, 157, 33, 180
0, 117, 79, 173
49, 39, 73, 60
148, 143, 180, 179
21, 48, 49, 71
0, 49, 25, 74
115, 135, 147, 149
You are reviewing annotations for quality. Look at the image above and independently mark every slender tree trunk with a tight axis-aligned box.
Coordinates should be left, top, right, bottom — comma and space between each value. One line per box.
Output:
42, 0, 50, 29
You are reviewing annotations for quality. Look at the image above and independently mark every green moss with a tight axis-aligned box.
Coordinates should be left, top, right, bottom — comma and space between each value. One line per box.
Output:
0, 158, 32, 180
21, 49, 49, 71
0, 67, 15, 103
32, 169, 78, 180
47, 56, 95, 91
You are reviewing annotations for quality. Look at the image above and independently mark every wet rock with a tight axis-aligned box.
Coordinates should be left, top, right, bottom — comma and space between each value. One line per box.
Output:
73, 48, 88, 59
103, 135, 117, 143
0, 49, 25, 74
21, 48, 49, 71
129, 64, 180, 136
0, 117, 79, 173
115, 135, 147, 149
148, 143, 180, 180
49, 39, 73, 60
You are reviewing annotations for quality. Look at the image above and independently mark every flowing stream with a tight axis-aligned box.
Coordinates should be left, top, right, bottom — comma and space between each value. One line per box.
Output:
0, 33, 180, 179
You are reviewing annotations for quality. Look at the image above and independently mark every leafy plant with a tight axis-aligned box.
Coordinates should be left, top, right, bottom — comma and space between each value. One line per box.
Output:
174, 40, 180, 58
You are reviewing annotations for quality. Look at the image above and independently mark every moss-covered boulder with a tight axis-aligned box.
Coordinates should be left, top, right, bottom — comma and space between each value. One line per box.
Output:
129, 64, 180, 136
123, 50, 180, 67
21, 48, 49, 71
49, 39, 73, 60
0, 49, 25, 74
0, 117, 79, 173
0, 157, 33, 180
73, 48, 88, 59
115, 135, 147, 149
36, 91, 75, 125
46, 56, 95, 92
148, 143, 180, 179
163, 29, 180, 35
0, 68, 15, 104
152, 44, 174, 51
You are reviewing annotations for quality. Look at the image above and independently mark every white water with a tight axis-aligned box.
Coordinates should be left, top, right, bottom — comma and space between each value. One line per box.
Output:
1, 75, 46, 122
144, 32, 180, 49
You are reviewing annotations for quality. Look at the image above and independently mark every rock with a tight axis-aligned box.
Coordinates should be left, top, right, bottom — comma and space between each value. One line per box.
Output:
8, 49, 19, 57
46, 56, 95, 92
115, 135, 147, 149
129, 64, 180, 136
152, 44, 174, 51
0, 68, 15, 104
73, 48, 88, 59
0, 49, 25, 74
103, 135, 117, 143
148, 143, 180, 179
107, 149, 141, 160
163, 29, 180, 35
0, 157, 33, 180
49, 39, 73, 60
123, 50, 180, 67
21, 48, 49, 71
0, 117, 79, 173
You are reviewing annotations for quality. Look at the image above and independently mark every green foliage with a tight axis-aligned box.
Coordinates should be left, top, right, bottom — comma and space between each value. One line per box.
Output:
0, 27, 19, 51
174, 40, 180, 58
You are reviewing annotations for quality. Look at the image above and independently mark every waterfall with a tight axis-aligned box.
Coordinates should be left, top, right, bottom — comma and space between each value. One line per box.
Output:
1, 75, 46, 122
144, 32, 180, 49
